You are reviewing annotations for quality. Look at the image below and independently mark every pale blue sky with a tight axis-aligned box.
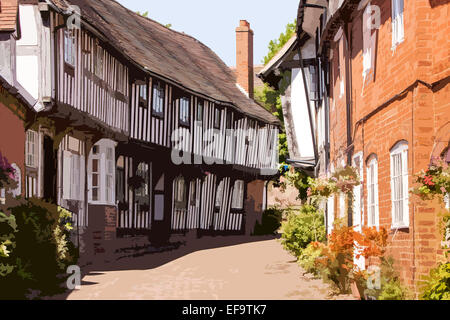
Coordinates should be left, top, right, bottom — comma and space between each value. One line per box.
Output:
116, 0, 299, 67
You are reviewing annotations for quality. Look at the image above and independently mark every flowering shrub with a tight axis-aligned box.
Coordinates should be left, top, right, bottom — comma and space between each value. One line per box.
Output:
411, 160, 450, 201
313, 222, 388, 294
0, 152, 15, 189
307, 166, 361, 199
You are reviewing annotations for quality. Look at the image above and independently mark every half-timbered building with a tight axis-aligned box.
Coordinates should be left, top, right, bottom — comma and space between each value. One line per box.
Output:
2, 0, 280, 259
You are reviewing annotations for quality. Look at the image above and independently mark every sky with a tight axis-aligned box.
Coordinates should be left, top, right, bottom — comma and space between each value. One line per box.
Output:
116, 0, 299, 67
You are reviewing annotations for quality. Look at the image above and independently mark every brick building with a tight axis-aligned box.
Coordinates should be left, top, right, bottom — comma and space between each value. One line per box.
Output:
260, 0, 449, 295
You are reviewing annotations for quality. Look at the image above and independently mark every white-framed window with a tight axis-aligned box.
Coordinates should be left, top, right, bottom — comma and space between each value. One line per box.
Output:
179, 97, 190, 126
62, 136, 85, 202
215, 180, 224, 208
197, 101, 203, 122
64, 30, 76, 66
10, 163, 21, 198
152, 81, 165, 117
391, 0, 404, 50
390, 141, 409, 228
138, 84, 148, 108
353, 153, 364, 231
362, 3, 377, 85
95, 43, 104, 79
116, 64, 126, 94
88, 139, 116, 205
174, 176, 186, 209
25, 130, 38, 168
231, 180, 245, 210
135, 162, 149, 199
367, 155, 380, 228
214, 107, 221, 129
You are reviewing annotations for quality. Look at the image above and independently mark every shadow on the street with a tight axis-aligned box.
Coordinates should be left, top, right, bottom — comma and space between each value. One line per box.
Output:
52, 233, 281, 300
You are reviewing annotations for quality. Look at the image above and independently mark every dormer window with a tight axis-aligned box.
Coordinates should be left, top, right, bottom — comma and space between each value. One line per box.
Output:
152, 81, 165, 117
179, 96, 190, 127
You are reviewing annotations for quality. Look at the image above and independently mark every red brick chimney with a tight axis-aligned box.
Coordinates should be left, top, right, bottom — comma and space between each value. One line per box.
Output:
236, 20, 254, 99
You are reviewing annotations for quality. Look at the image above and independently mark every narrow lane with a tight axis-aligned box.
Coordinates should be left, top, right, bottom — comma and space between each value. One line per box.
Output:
64, 237, 354, 300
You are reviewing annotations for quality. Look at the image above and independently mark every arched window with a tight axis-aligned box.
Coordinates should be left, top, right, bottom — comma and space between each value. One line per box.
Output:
390, 141, 409, 228
367, 155, 379, 228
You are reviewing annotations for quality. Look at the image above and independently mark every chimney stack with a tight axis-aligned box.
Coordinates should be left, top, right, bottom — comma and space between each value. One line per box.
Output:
236, 20, 254, 99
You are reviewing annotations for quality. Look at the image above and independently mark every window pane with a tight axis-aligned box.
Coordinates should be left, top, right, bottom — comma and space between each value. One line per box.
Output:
197, 103, 203, 121
92, 188, 98, 201
92, 159, 99, 173
92, 173, 98, 187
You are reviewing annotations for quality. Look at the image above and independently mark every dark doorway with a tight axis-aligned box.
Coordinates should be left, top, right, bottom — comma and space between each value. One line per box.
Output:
43, 135, 57, 202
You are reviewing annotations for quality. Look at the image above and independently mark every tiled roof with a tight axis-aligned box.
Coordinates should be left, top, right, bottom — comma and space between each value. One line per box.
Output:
49, 0, 280, 125
0, 0, 18, 32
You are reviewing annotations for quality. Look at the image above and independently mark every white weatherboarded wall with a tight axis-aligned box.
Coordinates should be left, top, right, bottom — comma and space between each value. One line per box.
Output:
290, 68, 315, 160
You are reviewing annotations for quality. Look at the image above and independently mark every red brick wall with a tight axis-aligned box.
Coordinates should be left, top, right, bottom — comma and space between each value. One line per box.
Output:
0, 86, 26, 195
328, 0, 450, 295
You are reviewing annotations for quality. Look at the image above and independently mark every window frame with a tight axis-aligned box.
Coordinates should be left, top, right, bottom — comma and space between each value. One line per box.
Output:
88, 139, 116, 206
138, 84, 148, 109
196, 101, 204, 122
231, 180, 245, 210
179, 96, 191, 127
174, 176, 187, 209
391, 0, 405, 50
367, 155, 380, 228
25, 130, 38, 169
94, 42, 104, 79
213, 107, 222, 130
215, 179, 224, 208
152, 80, 165, 118
64, 30, 76, 67
390, 141, 409, 229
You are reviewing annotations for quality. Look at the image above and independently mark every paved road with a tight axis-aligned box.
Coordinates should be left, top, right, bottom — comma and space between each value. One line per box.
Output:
64, 236, 354, 300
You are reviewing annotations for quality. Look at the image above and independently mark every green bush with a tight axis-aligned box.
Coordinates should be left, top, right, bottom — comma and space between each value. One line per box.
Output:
0, 198, 78, 299
253, 207, 283, 236
281, 205, 326, 257
378, 279, 410, 300
365, 257, 412, 300
298, 242, 324, 277
420, 263, 450, 300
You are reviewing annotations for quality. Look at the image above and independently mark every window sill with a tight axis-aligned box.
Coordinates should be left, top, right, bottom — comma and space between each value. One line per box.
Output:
391, 225, 409, 231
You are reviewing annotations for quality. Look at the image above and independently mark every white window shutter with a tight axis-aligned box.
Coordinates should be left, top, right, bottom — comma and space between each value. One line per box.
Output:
62, 151, 72, 200
402, 149, 409, 227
